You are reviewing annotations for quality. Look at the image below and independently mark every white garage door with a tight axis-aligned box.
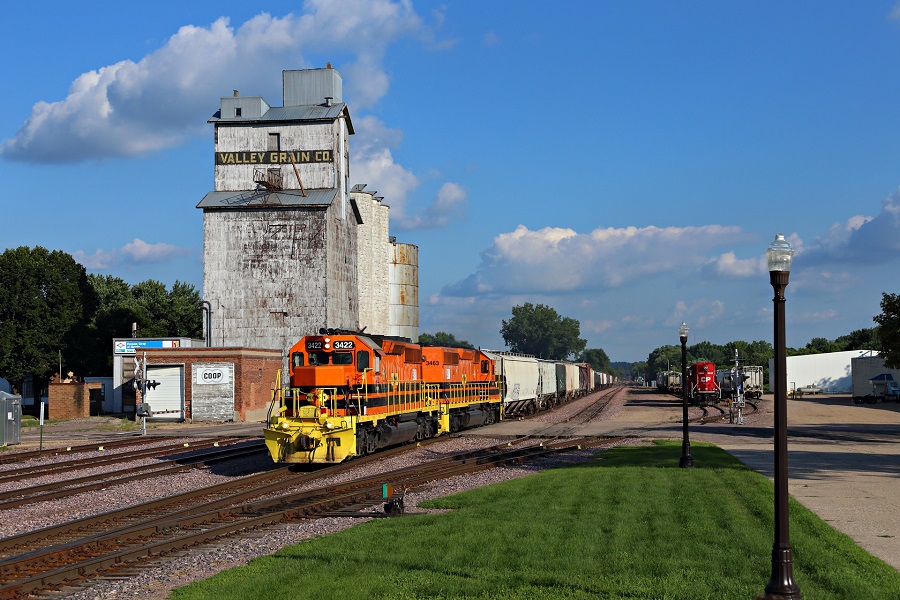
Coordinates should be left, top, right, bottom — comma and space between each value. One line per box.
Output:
145, 365, 185, 420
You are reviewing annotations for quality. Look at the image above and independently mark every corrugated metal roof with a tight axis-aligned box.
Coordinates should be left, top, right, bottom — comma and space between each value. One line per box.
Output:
208, 103, 353, 132
196, 188, 337, 209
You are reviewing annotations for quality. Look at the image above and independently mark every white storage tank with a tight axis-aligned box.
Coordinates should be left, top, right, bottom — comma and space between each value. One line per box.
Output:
389, 241, 418, 340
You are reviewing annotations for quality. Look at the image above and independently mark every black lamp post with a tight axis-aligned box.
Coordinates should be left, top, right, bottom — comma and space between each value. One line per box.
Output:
678, 322, 694, 468
763, 232, 801, 599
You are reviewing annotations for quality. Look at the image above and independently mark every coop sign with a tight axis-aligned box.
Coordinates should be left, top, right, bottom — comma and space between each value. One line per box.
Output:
196, 366, 230, 385
215, 150, 333, 165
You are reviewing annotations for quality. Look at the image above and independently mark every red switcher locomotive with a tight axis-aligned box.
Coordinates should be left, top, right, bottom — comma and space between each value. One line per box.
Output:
687, 361, 721, 406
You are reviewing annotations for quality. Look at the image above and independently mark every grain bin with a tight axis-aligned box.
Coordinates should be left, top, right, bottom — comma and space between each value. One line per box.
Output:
389, 242, 419, 340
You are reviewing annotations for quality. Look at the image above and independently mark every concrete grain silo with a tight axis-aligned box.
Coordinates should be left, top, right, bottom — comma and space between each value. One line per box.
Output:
389, 242, 419, 340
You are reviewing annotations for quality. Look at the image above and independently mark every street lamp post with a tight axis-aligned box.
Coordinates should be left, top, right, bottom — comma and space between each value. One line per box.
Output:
763, 232, 801, 599
678, 322, 694, 468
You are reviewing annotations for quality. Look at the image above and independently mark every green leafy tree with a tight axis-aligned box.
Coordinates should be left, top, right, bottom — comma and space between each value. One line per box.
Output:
131, 279, 201, 339
418, 331, 475, 349
500, 303, 586, 360
630, 361, 648, 382
874, 293, 900, 368
647, 345, 683, 379
578, 348, 610, 371
795, 337, 840, 356
77, 275, 143, 375
0, 246, 96, 402
834, 328, 879, 352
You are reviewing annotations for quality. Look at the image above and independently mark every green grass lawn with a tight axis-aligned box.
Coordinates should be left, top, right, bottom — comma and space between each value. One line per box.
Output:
171, 441, 900, 600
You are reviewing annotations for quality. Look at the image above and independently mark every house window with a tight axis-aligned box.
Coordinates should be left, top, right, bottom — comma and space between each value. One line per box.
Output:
235, 107, 242, 117
268, 133, 280, 151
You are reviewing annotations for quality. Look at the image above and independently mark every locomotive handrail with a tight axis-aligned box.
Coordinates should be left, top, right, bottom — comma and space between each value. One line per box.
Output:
266, 369, 285, 426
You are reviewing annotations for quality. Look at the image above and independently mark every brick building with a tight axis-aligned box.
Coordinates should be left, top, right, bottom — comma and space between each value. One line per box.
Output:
140, 347, 282, 422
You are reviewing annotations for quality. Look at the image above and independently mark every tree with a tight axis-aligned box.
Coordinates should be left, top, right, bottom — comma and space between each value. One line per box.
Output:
418, 331, 475, 349
0, 246, 95, 401
500, 303, 586, 360
796, 337, 840, 355
647, 345, 683, 378
578, 348, 610, 371
76, 275, 144, 376
131, 279, 202, 339
630, 361, 648, 382
834, 328, 879, 352
874, 293, 900, 368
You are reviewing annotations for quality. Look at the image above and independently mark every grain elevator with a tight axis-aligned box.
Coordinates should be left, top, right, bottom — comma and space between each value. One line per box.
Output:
197, 67, 418, 352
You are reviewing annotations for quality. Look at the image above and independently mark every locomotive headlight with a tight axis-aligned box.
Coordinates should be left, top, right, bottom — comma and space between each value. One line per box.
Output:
281, 422, 290, 430
325, 343, 331, 349
325, 422, 334, 430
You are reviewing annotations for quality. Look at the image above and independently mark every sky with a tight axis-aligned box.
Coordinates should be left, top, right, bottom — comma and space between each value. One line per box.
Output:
3, 1, 900, 363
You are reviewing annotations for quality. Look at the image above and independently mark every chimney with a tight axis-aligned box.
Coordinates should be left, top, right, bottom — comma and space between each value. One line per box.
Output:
324, 96, 333, 107
233, 90, 239, 97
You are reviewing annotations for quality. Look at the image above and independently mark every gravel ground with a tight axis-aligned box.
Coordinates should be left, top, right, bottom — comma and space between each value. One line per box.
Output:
3, 388, 730, 599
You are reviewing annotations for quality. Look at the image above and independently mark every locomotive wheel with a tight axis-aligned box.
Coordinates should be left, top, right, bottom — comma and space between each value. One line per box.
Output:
357, 429, 375, 454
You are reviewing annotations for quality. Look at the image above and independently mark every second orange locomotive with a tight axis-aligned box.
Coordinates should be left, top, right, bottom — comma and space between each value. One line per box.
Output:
264, 330, 502, 463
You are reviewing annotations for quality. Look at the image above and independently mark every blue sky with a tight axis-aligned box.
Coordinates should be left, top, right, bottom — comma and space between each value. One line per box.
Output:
3, 1, 900, 363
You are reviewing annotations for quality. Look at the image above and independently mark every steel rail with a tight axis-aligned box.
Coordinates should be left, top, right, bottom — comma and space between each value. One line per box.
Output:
0, 442, 266, 510
0, 435, 616, 598
0, 438, 250, 483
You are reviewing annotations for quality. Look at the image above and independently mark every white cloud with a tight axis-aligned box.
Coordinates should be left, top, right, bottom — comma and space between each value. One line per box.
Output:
889, 2, 900, 20
73, 238, 190, 270
351, 115, 420, 214
351, 115, 467, 230
795, 309, 839, 323
443, 223, 750, 296
1, 1, 426, 163
671, 299, 725, 328
704, 251, 766, 278
71, 248, 117, 270
800, 189, 900, 264
121, 238, 189, 263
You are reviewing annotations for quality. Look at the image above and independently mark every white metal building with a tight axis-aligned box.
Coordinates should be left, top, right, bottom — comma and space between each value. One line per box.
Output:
768, 350, 878, 394
850, 354, 900, 397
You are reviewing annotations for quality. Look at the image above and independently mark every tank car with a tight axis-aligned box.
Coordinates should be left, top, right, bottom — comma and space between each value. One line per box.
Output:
264, 331, 502, 464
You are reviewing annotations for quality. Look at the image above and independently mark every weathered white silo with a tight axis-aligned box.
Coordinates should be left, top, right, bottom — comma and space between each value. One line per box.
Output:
389, 242, 419, 340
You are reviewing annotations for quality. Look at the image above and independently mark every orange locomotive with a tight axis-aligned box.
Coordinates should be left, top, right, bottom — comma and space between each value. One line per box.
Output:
264, 330, 502, 463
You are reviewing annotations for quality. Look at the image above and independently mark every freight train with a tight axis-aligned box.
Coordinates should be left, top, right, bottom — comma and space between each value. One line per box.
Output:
263, 330, 614, 464
655, 370, 682, 395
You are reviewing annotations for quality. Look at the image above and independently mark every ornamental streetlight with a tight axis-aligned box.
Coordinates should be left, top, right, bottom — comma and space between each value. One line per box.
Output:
762, 232, 801, 599
678, 322, 694, 468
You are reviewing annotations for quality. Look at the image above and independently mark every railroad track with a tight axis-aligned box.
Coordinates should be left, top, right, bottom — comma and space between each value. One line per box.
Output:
0, 437, 250, 483
693, 400, 758, 424
561, 386, 624, 424
0, 439, 266, 510
0, 435, 618, 599
0, 436, 199, 465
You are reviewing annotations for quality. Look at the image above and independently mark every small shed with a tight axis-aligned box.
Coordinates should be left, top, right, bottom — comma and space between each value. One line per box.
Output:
0, 391, 22, 445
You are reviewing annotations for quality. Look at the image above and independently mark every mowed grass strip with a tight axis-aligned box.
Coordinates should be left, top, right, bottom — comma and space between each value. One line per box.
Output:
171, 441, 900, 600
